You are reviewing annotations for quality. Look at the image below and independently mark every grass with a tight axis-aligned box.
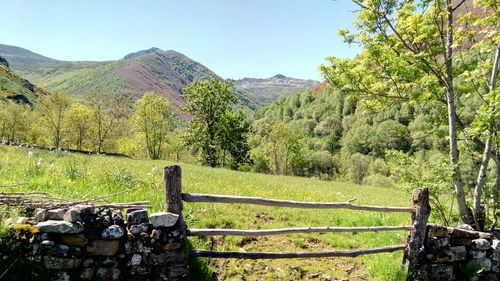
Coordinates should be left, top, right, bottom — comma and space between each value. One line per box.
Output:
0, 145, 411, 280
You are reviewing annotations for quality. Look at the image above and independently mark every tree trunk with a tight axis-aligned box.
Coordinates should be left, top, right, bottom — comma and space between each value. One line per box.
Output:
472, 138, 492, 230
444, 1, 470, 224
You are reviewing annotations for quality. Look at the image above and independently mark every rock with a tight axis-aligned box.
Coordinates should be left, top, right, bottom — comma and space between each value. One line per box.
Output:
469, 250, 487, 259
434, 246, 467, 263
457, 224, 475, 231
47, 209, 66, 220
476, 257, 492, 271
80, 268, 94, 280
427, 224, 449, 237
41, 240, 55, 247
102, 225, 125, 239
162, 242, 182, 250
125, 240, 144, 254
130, 254, 142, 266
82, 258, 94, 267
43, 256, 82, 269
450, 237, 472, 246
60, 234, 88, 247
83, 229, 101, 240
471, 239, 491, 250
86, 240, 120, 256
78, 205, 98, 215
126, 209, 149, 224
427, 237, 450, 248
37, 220, 83, 234
35, 208, 48, 222
54, 244, 70, 256
101, 257, 119, 267
112, 211, 124, 225
53, 271, 71, 281
149, 212, 179, 228
63, 208, 81, 223
95, 268, 120, 281
129, 223, 149, 235
430, 264, 454, 281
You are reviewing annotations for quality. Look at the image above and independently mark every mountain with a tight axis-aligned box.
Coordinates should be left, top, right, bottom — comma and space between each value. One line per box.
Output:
233, 74, 320, 106
0, 44, 257, 117
0, 55, 47, 104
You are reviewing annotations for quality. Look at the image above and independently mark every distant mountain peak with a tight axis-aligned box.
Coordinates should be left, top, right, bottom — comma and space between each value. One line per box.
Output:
272, 74, 287, 79
122, 47, 163, 60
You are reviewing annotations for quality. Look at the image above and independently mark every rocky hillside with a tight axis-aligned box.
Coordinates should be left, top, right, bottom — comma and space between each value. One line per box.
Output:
0, 55, 47, 104
0, 44, 257, 116
233, 74, 319, 105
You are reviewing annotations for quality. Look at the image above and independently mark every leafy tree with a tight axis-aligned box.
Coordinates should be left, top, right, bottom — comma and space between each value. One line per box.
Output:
132, 91, 175, 159
63, 103, 93, 150
182, 78, 249, 168
36, 92, 72, 147
261, 120, 302, 175
86, 91, 129, 153
0, 101, 31, 142
320, 0, 498, 224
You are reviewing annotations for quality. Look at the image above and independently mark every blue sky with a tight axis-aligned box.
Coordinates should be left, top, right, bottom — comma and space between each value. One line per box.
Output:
0, 0, 360, 80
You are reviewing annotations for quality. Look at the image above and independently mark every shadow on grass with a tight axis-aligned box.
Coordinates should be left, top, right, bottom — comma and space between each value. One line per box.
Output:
186, 240, 216, 281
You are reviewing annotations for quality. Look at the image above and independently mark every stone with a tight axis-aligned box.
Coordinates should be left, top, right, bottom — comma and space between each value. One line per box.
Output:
78, 205, 98, 215
468, 250, 487, 259
129, 223, 149, 235
63, 208, 81, 223
80, 268, 95, 280
492, 239, 500, 249
53, 271, 71, 281
125, 240, 144, 254
83, 229, 101, 240
86, 240, 120, 256
430, 264, 454, 281
95, 268, 120, 281
82, 258, 94, 267
127, 209, 149, 224
427, 237, 450, 248
476, 257, 492, 271
37, 220, 83, 234
149, 212, 179, 228
43, 256, 82, 269
35, 208, 48, 222
448, 227, 480, 239
471, 239, 491, 250
450, 237, 472, 246
96, 268, 121, 281
60, 234, 88, 247
434, 246, 467, 263
130, 254, 142, 266
41, 240, 55, 247
47, 208, 67, 220
71, 246, 84, 258
112, 211, 124, 225
427, 224, 449, 237
101, 256, 119, 267
101, 225, 125, 239
54, 243, 70, 256
457, 224, 475, 231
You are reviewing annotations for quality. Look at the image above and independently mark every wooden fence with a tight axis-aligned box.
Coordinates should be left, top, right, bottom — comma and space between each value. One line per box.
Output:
163, 165, 430, 277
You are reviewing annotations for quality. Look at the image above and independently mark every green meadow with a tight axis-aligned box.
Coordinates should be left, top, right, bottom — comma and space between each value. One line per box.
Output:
0, 145, 411, 280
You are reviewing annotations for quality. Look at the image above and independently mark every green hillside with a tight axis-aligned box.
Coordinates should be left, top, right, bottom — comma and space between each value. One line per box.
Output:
0, 145, 409, 280
0, 56, 47, 104
0, 44, 258, 114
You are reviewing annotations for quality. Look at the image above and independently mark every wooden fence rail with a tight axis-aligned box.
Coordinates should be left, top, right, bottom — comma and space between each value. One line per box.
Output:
187, 225, 413, 236
190, 245, 406, 259
164, 165, 430, 280
182, 193, 413, 213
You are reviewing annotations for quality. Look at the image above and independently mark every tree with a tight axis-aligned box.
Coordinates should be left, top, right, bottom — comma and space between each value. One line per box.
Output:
262, 120, 302, 175
86, 91, 128, 153
320, 0, 498, 224
63, 103, 93, 150
0, 101, 31, 142
132, 91, 175, 159
36, 92, 72, 147
182, 78, 249, 168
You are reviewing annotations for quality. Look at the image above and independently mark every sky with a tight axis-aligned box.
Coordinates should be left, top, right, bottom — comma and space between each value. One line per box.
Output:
0, 0, 361, 80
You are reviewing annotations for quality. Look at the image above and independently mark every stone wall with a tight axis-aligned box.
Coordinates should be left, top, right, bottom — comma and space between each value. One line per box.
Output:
413, 223, 500, 281
27, 205, 188, 281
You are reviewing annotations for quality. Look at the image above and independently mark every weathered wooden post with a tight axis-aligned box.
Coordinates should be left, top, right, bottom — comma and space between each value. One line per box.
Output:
406, 187, 431, 281
164, 164, 183, 216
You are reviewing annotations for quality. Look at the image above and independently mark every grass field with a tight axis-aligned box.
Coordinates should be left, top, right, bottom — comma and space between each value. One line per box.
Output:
0, 145, 412, 280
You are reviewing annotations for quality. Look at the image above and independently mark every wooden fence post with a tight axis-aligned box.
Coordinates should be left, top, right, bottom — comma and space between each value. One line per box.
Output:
164, 165, 183, 216
406, 187, 430, 280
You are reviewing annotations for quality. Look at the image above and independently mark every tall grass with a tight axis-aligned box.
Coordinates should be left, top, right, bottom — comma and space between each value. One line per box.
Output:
0, 146, 410, 280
